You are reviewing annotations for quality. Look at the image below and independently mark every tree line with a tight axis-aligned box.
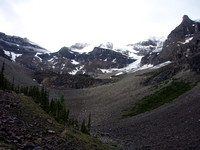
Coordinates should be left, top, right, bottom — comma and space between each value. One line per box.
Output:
0, 61, 91, 134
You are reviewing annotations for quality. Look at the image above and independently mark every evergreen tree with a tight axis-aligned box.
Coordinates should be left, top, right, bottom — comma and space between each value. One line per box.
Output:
49, 99, 56, 116
61, 107, 69, 122
55, 99, 62, 121
11, 77, 14, 91
81, 119, 88, 134
39, 86, 49, 112
0, 62, 11, 90
0, 62, 5, 89
74, 119, 79, 130
66, 109, 69, 122
87, 112, 91, 132
60, 94, 65, 103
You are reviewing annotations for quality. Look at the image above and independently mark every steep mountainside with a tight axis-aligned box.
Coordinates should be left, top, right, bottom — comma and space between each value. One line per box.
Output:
0, 90, 109, 150
141, 15, 200, 73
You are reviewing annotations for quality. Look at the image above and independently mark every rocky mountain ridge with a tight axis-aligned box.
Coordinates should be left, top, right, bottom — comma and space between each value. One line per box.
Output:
141, 15, 200, 73
1, 15, 199, 76
0, 32, 162, 76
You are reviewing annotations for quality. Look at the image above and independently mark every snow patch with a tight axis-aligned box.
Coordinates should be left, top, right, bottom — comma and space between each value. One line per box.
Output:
71, 60, 80, 65
103, 58, 107, 61
69, 65, 84, 75
120, 56, 143, 71
115, 72, 124, 76
112, 58, 116, 63
151, 61, 172, 69
35, 53, 43, 62
100, 61, 172, 75
61, 64, 66, 70
48, 56, 57, 62
135, 61, 171, 71
4, 50, 22, 61
100, 69, 113, 74
48, 57, 54, 62
178, 37, 193, 44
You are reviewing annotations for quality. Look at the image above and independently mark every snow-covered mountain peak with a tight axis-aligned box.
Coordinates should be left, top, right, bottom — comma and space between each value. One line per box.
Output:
99, 42, 113, 49
70, 43, 90, 50
132, 37, 164, 55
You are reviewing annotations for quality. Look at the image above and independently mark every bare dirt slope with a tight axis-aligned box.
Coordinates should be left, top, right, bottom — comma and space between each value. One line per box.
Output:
49, 68, 200, 149
96, 81, 200, 149
49, 69, 153, 126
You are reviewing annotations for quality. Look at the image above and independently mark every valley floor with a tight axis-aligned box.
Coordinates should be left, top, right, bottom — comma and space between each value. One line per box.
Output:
49, 69, 200, 149
94, 81, 200, 149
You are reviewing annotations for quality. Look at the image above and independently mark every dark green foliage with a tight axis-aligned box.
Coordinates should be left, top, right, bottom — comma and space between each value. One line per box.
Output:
11, 77, 14, 91
60, 94, 65, 103
68, 118, 79, 130
80, 113, 92, 135
39, 86, 49, 112
77, 73, 92, 78
0, 62, 5, 85
28, 86, 40, 101
0, 62, 11, 90
87, 112, 91, 132
49, 96, 69, 123
123, 80, 193, 118
81, 119, 89, 134
49, 99, 56, 116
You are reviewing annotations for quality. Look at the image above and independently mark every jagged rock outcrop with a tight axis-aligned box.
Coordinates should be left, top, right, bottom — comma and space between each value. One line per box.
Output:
141, 15, 200, 73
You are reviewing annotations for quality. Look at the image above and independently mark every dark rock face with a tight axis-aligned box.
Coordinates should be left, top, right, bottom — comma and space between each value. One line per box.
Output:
141, 15, 200, 73
33, 71, 110, 89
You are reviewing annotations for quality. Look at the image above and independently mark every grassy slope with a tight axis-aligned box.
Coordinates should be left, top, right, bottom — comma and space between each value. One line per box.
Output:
0, 91, 110, 150
122, 78, 195, 118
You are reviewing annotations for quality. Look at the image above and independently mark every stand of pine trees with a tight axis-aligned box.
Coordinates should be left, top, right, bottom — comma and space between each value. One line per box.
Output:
0, 62, 91, 134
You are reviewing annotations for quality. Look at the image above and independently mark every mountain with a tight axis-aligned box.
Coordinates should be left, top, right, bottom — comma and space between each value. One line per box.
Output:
1, 15, 199, 77
141, 15, 200, 73
0, 32, 163, 76
1, 15, 200, 149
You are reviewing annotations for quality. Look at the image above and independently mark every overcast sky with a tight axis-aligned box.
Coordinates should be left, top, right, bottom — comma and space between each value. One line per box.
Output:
0, 0, 200, 52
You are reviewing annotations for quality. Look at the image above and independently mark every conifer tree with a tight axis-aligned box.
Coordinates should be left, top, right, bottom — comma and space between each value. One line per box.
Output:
81, 119, 88, 134
0, 62, 5, 89
49, 99, 56, 116
87, 112, 91, 132
60, 94, 65, 103
11, 77, 14, 91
